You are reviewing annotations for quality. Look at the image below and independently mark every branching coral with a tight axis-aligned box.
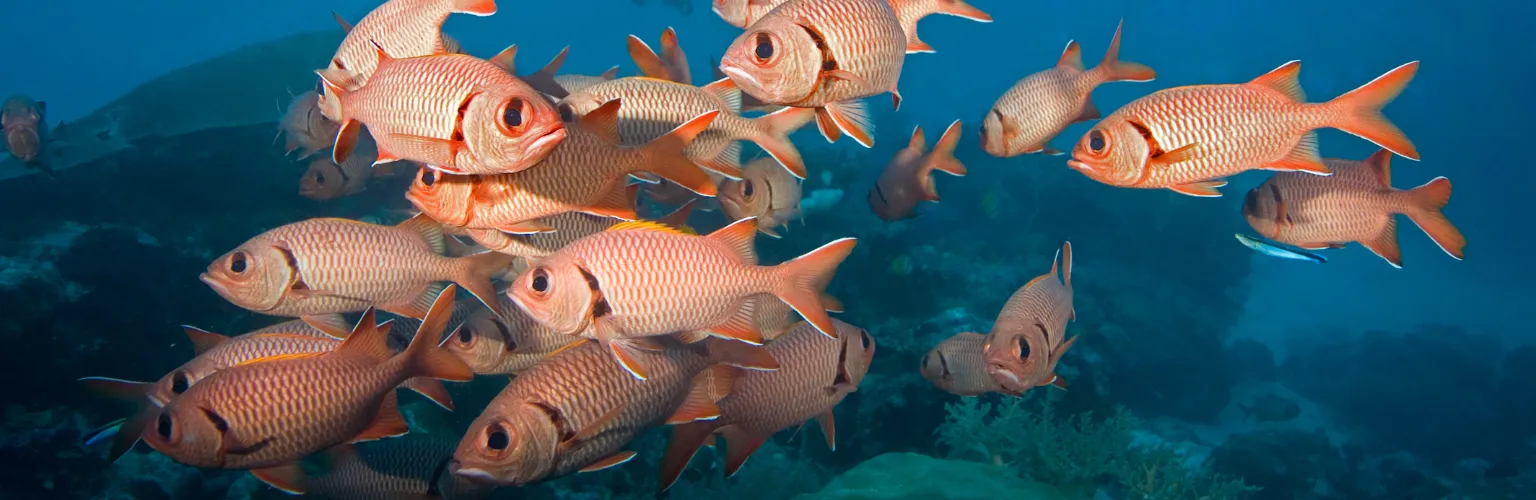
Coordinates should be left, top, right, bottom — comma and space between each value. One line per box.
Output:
936, 394, 1258, 499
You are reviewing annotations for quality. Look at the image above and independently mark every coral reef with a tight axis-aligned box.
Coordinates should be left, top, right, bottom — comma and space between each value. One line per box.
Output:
795, 452, 1072, 500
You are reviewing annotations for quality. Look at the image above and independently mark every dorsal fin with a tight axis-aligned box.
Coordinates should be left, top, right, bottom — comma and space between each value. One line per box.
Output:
488, 45, 517, 73
1363, 149, 1392, 186
1057, 40, 1084, 70
182, 326, 229, 355
598, 66, 620, 80
607, 220, 690, 235
1249, 60, 1306, 102
332, 308, 394, 362
706, 217, 759, 264
626, 35, 670, 80
399, 213, 447, 255
331, 11, 354, 33
538, 46, 568, 76
301, 314, 353, 339
702, 78, 742, 114
579, 99, 623, 144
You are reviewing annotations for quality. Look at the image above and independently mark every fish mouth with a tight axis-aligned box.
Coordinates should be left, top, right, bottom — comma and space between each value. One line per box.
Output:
1065, 159, 1089, 172
987, 365, 1021, 386
451, 464, 509, 485
198, 273, 225, 294
525, 127, 567, 161
720, 65, 763, 91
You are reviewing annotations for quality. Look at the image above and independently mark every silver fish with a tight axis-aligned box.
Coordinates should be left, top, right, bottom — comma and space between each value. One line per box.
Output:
1235, 234, 1326, 264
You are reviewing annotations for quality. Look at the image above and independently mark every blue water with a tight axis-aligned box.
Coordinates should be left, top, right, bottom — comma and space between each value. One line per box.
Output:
1, 1, 1531, 498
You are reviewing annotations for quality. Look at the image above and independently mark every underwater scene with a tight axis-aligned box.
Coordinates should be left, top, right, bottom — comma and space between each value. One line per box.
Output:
1, 0, 1531, 498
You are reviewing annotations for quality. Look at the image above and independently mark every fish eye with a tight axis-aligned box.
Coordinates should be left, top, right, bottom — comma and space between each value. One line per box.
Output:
170, 372, 190, 394
1088, 130, 1106, 153
752, 33, 774, 63
229, 252, 249, 274
558, 103, 575, 123
859, 329, 872, 350
314, 78, 325, 95
530, 269, 550, 294
486, 423, 510, 451
741, 179, 755, 197
420, 169, 437, 187
457, 326, 474, 345
156, 413, 173, 439
1015, 336, 1031, 361
503, 98, 526, 130
315, 171, 326, 184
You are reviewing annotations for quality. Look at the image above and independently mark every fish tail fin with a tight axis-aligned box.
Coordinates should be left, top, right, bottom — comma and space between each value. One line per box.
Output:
1095, 19, 1156, 82
626, 35, 673, 81
400, 377, 455, 411
1402, 176, 1465, 260
753, 106, 816, 179
449, 0, 497, 16
450, 251, 518, 320
925, 120, 967, 177
771, 238, 857, 339
641, 111, 722, 196
1325, 61, 1420, 160
660, 421, 719, 490
400, 286, 474, 382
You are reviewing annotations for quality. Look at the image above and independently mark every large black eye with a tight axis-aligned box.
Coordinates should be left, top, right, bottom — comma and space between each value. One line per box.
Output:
486, 424, 510, 451
558, 104, 574, 123
420, 169, 436, 187
314, 171, 326, 184
741, 179, 755, 197
315, 78, 325, 95
503, 98, 525, 129
170, 372, 189, 394
1088, 130, 1105, 153
457, 326, 474, 345
156, 414, 173, 439
1016, 336, 1031, 361
753, 33, 773, 62
229, 252, 248, 273
860, 330, 872, 350
530, 269, 550, 294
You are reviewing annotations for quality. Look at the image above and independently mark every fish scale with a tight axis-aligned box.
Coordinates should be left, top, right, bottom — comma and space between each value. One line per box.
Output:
1258, 158, 1408, 245
446, 296, 572, 375
341, 55, 488, 160
1120, 85, 1327, 187
989, 67, 1097, 154
457, 342, 713, 483
319, 0, 495, 123
776, 0, 906, 106
922, 332, 1005, 396
981, 243, 1075, 394
565, 78, 744, 165
716, 320, 865, 434
567, 231, 770, 336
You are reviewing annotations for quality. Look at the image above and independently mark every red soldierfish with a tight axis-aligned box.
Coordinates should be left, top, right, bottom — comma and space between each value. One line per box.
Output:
982, 242, 1078, 396
868, 120, 966, 221
712, 0, 992, 54
140, 290, 473, 495
718, 0, 907, 148
318, 46, 567, 176
720, 157, 804, 238
1243, 149, 1465, 268
278, 90, 341, 160
442, 295, 581, 375
1068, 61, 1421, 197
200, 215, 514, 320
508, 218, 855, 380
659, 319, 875, 489
1, 95, 51, 175
317, 0, 497, 122
921, 332, 1007, 397
450, 338, 775, 486
980, 21, 1155, 157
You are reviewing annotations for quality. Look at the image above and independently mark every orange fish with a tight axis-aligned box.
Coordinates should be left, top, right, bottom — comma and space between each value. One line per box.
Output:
921, 332, 1006, 397
1068, 61, 1421, 197
443, 295, 580, 375
868, 120, 966, 221
308, 436, 491, 500
318, 46, 567, 176
1243, 149, 1465, 268
980, 21, 1155, 157
200, 215, 513, 319
299, 132, 389, 201
465, 198, 695, 258
720, 157, 804, 237
404, 101, 718, 235
79, 316, 455, 461
713, 0, 992, 54
141, 289, 473, 494
659, 319, 875, 489
317, 0, 496, 122
718, 0, 907, 148
451, 337, 774, 486
982, 242, 1077, 396
1, 95, 50, 175
331, 10, 468, 56
628, 27, 694, 85
277, 90, 342, 160
560, 76, 815, 178
509, 217, 855, 380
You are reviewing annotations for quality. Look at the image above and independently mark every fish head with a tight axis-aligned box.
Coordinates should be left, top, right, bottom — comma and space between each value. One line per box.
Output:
919, 346, 952, 389
299, 159, 347, 200
719, 172, 771, 223
978, 109, 1012, 157
140, 397, 230, 467
453, 403, 561, 485
4, 125, 41, 163
836, 321, 877, 390
507, 256, 595, 336
406, 168, 476, 227
315, 76, 346, 123
443, 312, 515, 373
147, 365, 209, 408
712, 0, 754, 28
981, 327, 1049, 395
201, 241, 293, 312
1242, 182, 1284, 238
1067, 119, 1147, 186
462, 85, 567, 172
719, 19, 822, 105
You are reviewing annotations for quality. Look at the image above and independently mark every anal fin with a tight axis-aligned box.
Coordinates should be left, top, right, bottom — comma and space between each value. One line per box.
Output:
579, 450, 637, 473
251, 462, 307, 495
1167, 180, 1227, 197
1264, 132, 1329, 175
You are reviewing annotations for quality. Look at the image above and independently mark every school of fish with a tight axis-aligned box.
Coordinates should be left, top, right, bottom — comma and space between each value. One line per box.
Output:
61, 0, 1464, 495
